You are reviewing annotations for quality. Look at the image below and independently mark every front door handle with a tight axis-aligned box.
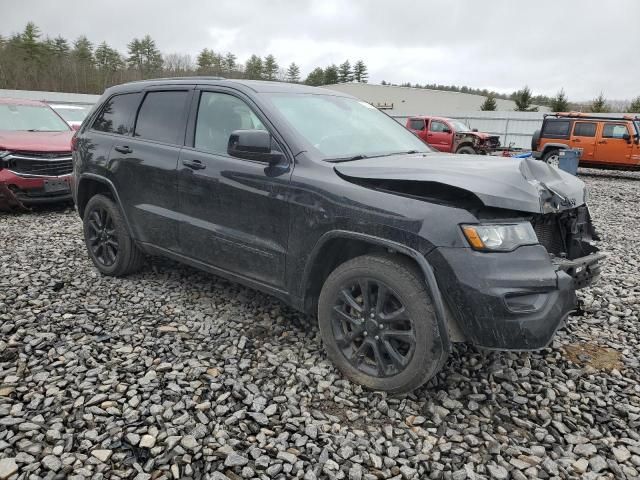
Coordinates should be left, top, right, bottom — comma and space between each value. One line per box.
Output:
114, 145, 132, 154
182, 159, 206, 170
598, 140, 607, 144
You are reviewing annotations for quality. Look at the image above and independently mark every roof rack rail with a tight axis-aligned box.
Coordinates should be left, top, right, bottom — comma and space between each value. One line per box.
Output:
124, 76, 227, 84
544, 112, 640, 121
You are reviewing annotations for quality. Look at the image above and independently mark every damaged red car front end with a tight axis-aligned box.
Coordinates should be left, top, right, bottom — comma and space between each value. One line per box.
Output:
0, 98, 74, 210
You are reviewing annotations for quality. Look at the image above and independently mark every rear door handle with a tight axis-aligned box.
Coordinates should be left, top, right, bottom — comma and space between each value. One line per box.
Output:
182, 159, 206, 170
114, 145, 132, 154
598, 140, 607, 144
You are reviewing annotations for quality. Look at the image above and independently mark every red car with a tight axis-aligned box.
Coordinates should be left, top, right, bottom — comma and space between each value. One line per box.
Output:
0, 98, 74, 207
406, 116, 501, 154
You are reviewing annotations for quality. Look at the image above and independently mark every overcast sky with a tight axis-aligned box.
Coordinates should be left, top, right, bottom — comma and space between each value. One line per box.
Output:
2, 0, 638, 100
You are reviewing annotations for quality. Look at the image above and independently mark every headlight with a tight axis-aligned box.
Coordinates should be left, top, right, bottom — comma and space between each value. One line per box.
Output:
461, 223, 538, 251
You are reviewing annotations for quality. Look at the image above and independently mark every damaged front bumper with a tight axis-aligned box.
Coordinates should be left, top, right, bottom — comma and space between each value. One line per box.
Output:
428, 244, 604, 351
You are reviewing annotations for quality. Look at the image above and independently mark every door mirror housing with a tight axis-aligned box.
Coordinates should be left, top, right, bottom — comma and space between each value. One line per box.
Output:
622, 133, 631, 142
228, 130, 283, 164
443, 128, 452, 134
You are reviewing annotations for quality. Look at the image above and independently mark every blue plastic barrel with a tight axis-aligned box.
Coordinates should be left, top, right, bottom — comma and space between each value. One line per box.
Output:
558, 149, 581, 176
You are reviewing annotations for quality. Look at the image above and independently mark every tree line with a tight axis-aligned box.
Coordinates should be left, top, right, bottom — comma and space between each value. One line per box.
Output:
0, 23, 369, 94
1, 23, 639, 113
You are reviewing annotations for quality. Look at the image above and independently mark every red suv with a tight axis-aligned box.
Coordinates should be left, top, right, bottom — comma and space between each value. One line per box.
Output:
0, 98, 75, 208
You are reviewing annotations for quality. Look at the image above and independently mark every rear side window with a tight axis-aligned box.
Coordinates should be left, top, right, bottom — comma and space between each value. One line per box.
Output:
409, 118, 425, 130
92, 93, 139, 135
542, 120, 571, 138
134, 91, 189, 144
602, 123, 629, 139
573, 122, 596, 137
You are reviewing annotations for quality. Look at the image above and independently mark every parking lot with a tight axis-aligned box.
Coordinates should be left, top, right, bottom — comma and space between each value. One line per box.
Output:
0, 168, 638, 479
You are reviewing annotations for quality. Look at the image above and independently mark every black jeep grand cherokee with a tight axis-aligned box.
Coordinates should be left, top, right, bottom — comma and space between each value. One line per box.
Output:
72, 78, 603, 393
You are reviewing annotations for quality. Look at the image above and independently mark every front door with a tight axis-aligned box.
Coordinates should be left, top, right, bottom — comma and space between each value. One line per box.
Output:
177, 89, 291, 288
570, 121, 597, 162
594, 122, 634, 166
426, 119, 453, 152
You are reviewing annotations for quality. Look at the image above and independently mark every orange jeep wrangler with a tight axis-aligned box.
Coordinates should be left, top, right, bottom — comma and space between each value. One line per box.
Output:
532, 113, 640, 170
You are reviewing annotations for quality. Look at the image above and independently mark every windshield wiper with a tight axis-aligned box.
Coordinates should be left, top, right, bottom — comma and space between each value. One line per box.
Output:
325, 154, 368, 163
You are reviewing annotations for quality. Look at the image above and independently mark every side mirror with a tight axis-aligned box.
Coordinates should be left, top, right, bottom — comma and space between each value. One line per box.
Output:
472, 128, 478, 132
228, 130, 283, 164
443, 128, 452, 134
622, 133, 631, 142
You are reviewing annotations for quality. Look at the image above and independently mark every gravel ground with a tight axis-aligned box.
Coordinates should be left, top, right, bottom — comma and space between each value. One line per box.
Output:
1, 168, 639, 480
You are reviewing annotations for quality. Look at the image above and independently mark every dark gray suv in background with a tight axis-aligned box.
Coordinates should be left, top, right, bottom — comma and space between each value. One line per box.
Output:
71, 78, 603, 393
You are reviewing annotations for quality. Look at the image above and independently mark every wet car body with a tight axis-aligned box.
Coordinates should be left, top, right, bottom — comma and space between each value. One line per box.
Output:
72, 79, 602, 390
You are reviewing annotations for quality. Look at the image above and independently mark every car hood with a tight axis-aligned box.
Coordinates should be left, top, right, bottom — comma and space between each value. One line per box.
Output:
0, 130, 73, 152
334, 153, 586, 214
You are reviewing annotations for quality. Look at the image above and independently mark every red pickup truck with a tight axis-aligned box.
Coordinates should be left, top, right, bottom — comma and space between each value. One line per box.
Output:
0, 98, 74, 209
406, 116, 501, 154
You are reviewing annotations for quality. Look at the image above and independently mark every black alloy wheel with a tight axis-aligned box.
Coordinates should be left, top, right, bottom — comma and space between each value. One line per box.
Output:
86, 206, 119, 267
332, 278, 415, 378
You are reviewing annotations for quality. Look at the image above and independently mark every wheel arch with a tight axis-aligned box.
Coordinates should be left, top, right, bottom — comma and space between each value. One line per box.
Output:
76, 174, 134, 236
541, 143, 568, 155
301, 230, 454, 351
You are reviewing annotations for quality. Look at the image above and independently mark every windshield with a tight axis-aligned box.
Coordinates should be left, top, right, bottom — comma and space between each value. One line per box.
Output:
0, 104, 70, 132
50, 105, 90, 122
266, 93, 432, 160
635, 121, 640, 136
448, 119, 471, 132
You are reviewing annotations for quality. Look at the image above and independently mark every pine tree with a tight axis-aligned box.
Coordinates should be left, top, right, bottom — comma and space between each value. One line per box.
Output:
480, 94, 497, 111
550, 89, 569, 112
590, 93, 608, 113
20, 22, 42, 63
52, 36, 70, 57
285, 62, 300, 83
244, 54, 263, 80
223, 52, 237, 74
197, 48, 215, 73
353, 60, 368, 83
262, 54, 278, 81
628, 96, 640, 113
513, 86, 538, 112
127, 35, 162, 78
338, 60, 352, 83
304, 67, 325, 86
95, 42, 123, 72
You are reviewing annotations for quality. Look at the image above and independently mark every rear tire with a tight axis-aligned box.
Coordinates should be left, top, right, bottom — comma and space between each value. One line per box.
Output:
318, 254, 447, 394
542, 149, 560, 168
456, 146, 476, 154
83, 194, 145, 277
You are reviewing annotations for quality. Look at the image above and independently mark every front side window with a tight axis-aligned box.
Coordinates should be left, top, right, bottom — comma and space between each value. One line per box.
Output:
93, 93, 139, 135
0, 104, 70, 132
602, 123, 629, 139
195, 92, 266, 155
409, 118, 425, 130
134, 91, 189, 145
266, 93, 432, 160
429, 120, 448, 133
573, 122, 596, 137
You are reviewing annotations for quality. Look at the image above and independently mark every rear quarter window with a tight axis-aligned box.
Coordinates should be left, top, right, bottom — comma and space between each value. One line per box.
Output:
92, 93, 140, 135
542, 120, 571, 138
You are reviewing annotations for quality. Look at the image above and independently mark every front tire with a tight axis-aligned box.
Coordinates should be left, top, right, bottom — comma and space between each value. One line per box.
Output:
456, 146, 476, 154
83, 194, 145, 277
318, 254, 447, 393
542, 149, 560, 168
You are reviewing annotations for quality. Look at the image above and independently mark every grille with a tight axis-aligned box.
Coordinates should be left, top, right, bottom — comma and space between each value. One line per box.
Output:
5, 151, 73, 177
533, 219, 565, 255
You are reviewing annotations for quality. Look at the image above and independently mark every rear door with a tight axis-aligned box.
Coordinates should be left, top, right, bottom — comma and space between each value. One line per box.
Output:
426, 119, 454, 152
594, 122, 634, 166
570, 121, 597, 162
407, 118, 428, 142
108, 87, 192, 251
177, 88, 291, 288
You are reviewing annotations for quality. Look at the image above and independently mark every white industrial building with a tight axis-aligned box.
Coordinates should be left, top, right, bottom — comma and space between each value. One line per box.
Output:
323, 83, 549, 116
